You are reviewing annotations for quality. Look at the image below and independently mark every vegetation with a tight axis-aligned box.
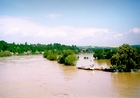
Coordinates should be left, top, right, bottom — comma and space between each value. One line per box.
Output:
0, 40, 80, 56
0, 40, 46, 55
0, 51, 12, 57
64, 55, 78, 65
0, 40, 79, 65
44, 49, 78, 66
110, 44, 140, 72
1, 40, 140, 68
93, 47, 117, 59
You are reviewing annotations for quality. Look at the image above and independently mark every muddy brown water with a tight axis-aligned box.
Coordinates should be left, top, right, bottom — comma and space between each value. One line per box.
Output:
0, 55, 140, 98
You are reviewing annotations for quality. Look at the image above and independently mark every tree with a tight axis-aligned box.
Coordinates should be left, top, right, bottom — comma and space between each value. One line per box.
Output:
57, 50, 75, 64
93, 48, 117, 59
93, 49, 105, 59
63, 50, 74, 57
47, 50, 57, 60
0, 40, 8, 51
110, 44, 140, 71
65, 55, 78, 66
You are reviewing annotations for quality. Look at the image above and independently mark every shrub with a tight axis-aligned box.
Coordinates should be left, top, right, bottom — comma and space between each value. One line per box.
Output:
0, 51, 12, 57
65, 55, 78, 66
43, 50, 48, 58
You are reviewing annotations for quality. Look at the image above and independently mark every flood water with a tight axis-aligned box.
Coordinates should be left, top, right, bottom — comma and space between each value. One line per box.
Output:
0, 55, 140, 98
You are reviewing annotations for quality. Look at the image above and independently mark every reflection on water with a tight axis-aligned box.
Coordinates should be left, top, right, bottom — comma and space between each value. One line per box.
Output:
0, 55, 140, 98
111, 72, 140, 97
57, 64, 78, 81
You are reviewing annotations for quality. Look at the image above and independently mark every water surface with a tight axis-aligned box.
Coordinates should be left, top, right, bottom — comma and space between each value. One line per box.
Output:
0, 55, 140, 98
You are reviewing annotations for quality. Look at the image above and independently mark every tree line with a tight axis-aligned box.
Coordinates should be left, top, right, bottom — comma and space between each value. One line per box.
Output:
0, 40, 80, 57
93, 47, 117, 59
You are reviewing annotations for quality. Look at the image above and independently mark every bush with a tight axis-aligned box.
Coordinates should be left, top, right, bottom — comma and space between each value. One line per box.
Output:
0, 51, 12, 57
57, 55, 65, 64
44, 49, 78, 66
43, 50, 48, 58
47, 53, 57, 61
65, 55, 78, 66
57, 50, 75, 64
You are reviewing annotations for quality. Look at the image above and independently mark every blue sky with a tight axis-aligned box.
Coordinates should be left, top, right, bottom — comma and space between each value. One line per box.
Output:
0, 0, 140, 46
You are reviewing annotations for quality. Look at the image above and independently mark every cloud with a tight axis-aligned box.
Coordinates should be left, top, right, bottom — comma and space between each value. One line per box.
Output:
47, 14, 61, 18
0, 16, 130, 46
130, 28, 140, 34
114, 33, 123, 39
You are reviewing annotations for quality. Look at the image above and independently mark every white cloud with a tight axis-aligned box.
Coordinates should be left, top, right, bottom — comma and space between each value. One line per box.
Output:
47, 14, 61, 18
114, 33, 123, 39
0, 16, 129, 46
130, 28, 140, 34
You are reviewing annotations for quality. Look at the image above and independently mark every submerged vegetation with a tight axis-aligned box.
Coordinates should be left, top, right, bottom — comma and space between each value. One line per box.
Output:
43, 48, 78, 66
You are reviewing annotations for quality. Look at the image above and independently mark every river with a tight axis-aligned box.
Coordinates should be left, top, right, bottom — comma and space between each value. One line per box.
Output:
0, 55, 140, 98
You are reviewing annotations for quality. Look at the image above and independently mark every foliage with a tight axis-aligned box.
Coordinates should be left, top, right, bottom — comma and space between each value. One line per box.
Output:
58, 50, 75, 64
0, 51, 12, 57
0, 40, 80, 57
57, 55, 65, 64
110, 44, 140, 71
93, 48, 117, 59
43, 50, 48, 58
0, 40, 80, 65
43, 49, 78, 66
0, 41, 8, 51
63, 50, 74, 57
65, 55, 78, 65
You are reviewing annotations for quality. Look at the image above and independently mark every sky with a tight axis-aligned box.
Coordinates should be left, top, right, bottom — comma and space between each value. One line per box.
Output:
0, 0, 140, 46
